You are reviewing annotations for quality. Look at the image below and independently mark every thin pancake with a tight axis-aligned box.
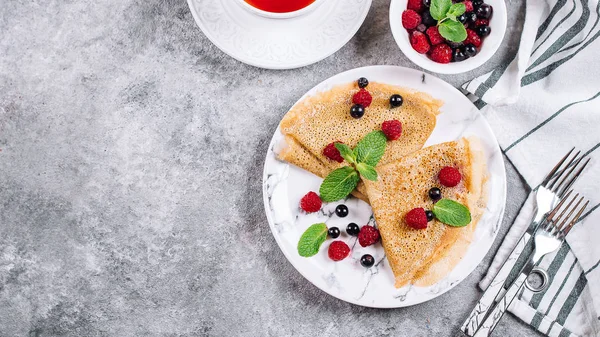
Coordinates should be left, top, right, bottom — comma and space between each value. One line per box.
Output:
277, 82, 442, 203
278, 135, 369, 203
362, 137, 487, 288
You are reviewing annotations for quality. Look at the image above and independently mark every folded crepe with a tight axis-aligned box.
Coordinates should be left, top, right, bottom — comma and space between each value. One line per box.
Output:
278, 82, 442, 203
362, 137, 488, 288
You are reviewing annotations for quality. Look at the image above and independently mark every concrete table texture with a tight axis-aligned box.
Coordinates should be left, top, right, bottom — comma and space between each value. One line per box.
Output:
0, 0, 542, 336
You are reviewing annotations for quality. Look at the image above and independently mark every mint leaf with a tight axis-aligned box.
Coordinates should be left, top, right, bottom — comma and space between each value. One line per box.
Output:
447, 3, 466, 17
335, 143, 356, 164
319, 166, 360, 202
354, 131, 387, 167
356, 163, 378, 181
438, 20, 467, 42
430, 0, 452, 21
432, 199, 471, 227
297, 223, 328, 257
446, 13, 457, 21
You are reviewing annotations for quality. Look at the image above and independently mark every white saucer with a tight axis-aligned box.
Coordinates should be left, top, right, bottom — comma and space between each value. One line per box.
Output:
262, 66, 507, 307
186, 0, 372, 70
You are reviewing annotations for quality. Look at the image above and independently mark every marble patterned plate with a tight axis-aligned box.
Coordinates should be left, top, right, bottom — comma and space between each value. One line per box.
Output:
262, 66, 506, 308
186, 0, 372, 70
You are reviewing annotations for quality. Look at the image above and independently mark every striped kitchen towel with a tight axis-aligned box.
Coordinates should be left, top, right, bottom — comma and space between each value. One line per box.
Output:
462, 0, 600, 335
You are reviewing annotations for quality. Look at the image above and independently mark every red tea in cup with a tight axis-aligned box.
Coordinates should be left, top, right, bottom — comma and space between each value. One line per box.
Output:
244, 0, 316, 13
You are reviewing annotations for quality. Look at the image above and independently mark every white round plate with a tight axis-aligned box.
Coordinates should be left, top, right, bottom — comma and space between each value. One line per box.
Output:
263, 66, 506, 308
186, 0, 372, 70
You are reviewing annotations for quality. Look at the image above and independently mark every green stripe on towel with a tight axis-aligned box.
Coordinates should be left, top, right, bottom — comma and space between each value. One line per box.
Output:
558, 327, 573, 337
526, 0, 591, 72
586, 259, 600, 275
505, 91, 600, 152
556, 272, 588, 325
522, 29, 600, 85
531, 0, 579, 57
543, 260, 579, 316
536, 0, 570, 40
532, 311, 545, 328
560, 0, 600, 52
530, 244, 571, 309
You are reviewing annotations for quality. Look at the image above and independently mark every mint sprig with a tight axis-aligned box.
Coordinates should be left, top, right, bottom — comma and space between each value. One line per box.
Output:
335, 143, 356, 164
354, 131, 387, 167
447, 3, 466, 18
356, 163, 378, 181
439, 20, 467, 42
319, 166, 360, 202
432, 199, 472, 227
318, 131, 388, 201
297, 223, 328, 257
430, 0, 452, 20
430, 0, 467, 42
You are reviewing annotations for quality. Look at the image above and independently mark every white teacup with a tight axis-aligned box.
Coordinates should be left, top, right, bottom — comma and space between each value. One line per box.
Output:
235, 0, 326, 19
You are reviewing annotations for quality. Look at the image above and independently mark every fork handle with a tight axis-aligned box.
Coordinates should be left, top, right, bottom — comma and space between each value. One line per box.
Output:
460, 231, 534, 335
472, 258, 537, 337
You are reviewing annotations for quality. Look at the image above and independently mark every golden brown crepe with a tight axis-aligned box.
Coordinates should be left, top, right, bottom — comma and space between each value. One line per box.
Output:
277, 82, 442, 203
362, 137, 487, 288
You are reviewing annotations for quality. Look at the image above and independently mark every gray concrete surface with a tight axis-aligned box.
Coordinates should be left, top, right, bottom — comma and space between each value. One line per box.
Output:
0, 0, 542, 336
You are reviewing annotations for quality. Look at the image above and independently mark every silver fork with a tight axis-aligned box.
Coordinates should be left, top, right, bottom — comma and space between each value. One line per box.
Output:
461, 149, 590, 336
472, 192, 589, 337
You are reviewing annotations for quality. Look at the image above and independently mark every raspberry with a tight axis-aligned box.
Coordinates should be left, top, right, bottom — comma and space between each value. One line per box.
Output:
328, 241, 350, 261
429, 43, 452, 63
358, 225, 380, 247
426, 26, 444, 45
463, 0, 474, 12
405, 208, 428, 229
439, 166, 462, 187
410, 31, 430, 54
323, 141, 344, 163
382, 120, 403, 140
300, 192, 322, 213
352, 88, 373, 107
475, 19, 489, 27
466, 29, 482, 47
407, 0, 423, 12
402, 10, 422, 30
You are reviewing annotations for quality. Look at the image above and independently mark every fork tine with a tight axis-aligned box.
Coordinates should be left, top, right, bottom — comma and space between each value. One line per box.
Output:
563, 200, 590, 235
556, 196, 584, 232
547, 151, 581, 191
544, 190, 573, 222
557, 158, 591, 197
552, 155, 584, 193
551, 193, 579, 231
541, 147, 574, 186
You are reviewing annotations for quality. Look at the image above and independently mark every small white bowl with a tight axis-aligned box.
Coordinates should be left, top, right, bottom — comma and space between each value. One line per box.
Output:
389, 0, 507, 74
236, 0, 326, 19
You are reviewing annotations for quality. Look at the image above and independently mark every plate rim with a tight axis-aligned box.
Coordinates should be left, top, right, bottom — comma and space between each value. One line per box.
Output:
262, 65, 507, 308
186, 0, 373, 70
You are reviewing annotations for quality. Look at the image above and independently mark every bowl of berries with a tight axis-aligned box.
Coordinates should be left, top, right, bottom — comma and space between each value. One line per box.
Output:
389, 0, 506, 74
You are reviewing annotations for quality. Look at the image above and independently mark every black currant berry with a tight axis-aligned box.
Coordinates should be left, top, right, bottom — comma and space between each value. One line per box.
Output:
360, 254, 375, 267
357, 77, 369, 88
350, 104, 365, 118
428, 187, 442, 201
476, 4, 493, 19
328, 227, 341, 238
346, 223, 360, 236
464, 43, 478, 57
453, 48, 467, 62
476, 25, 491, 37
425, 210, 435, 222
390, 94, 404, 108
335, 204, 349, 217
